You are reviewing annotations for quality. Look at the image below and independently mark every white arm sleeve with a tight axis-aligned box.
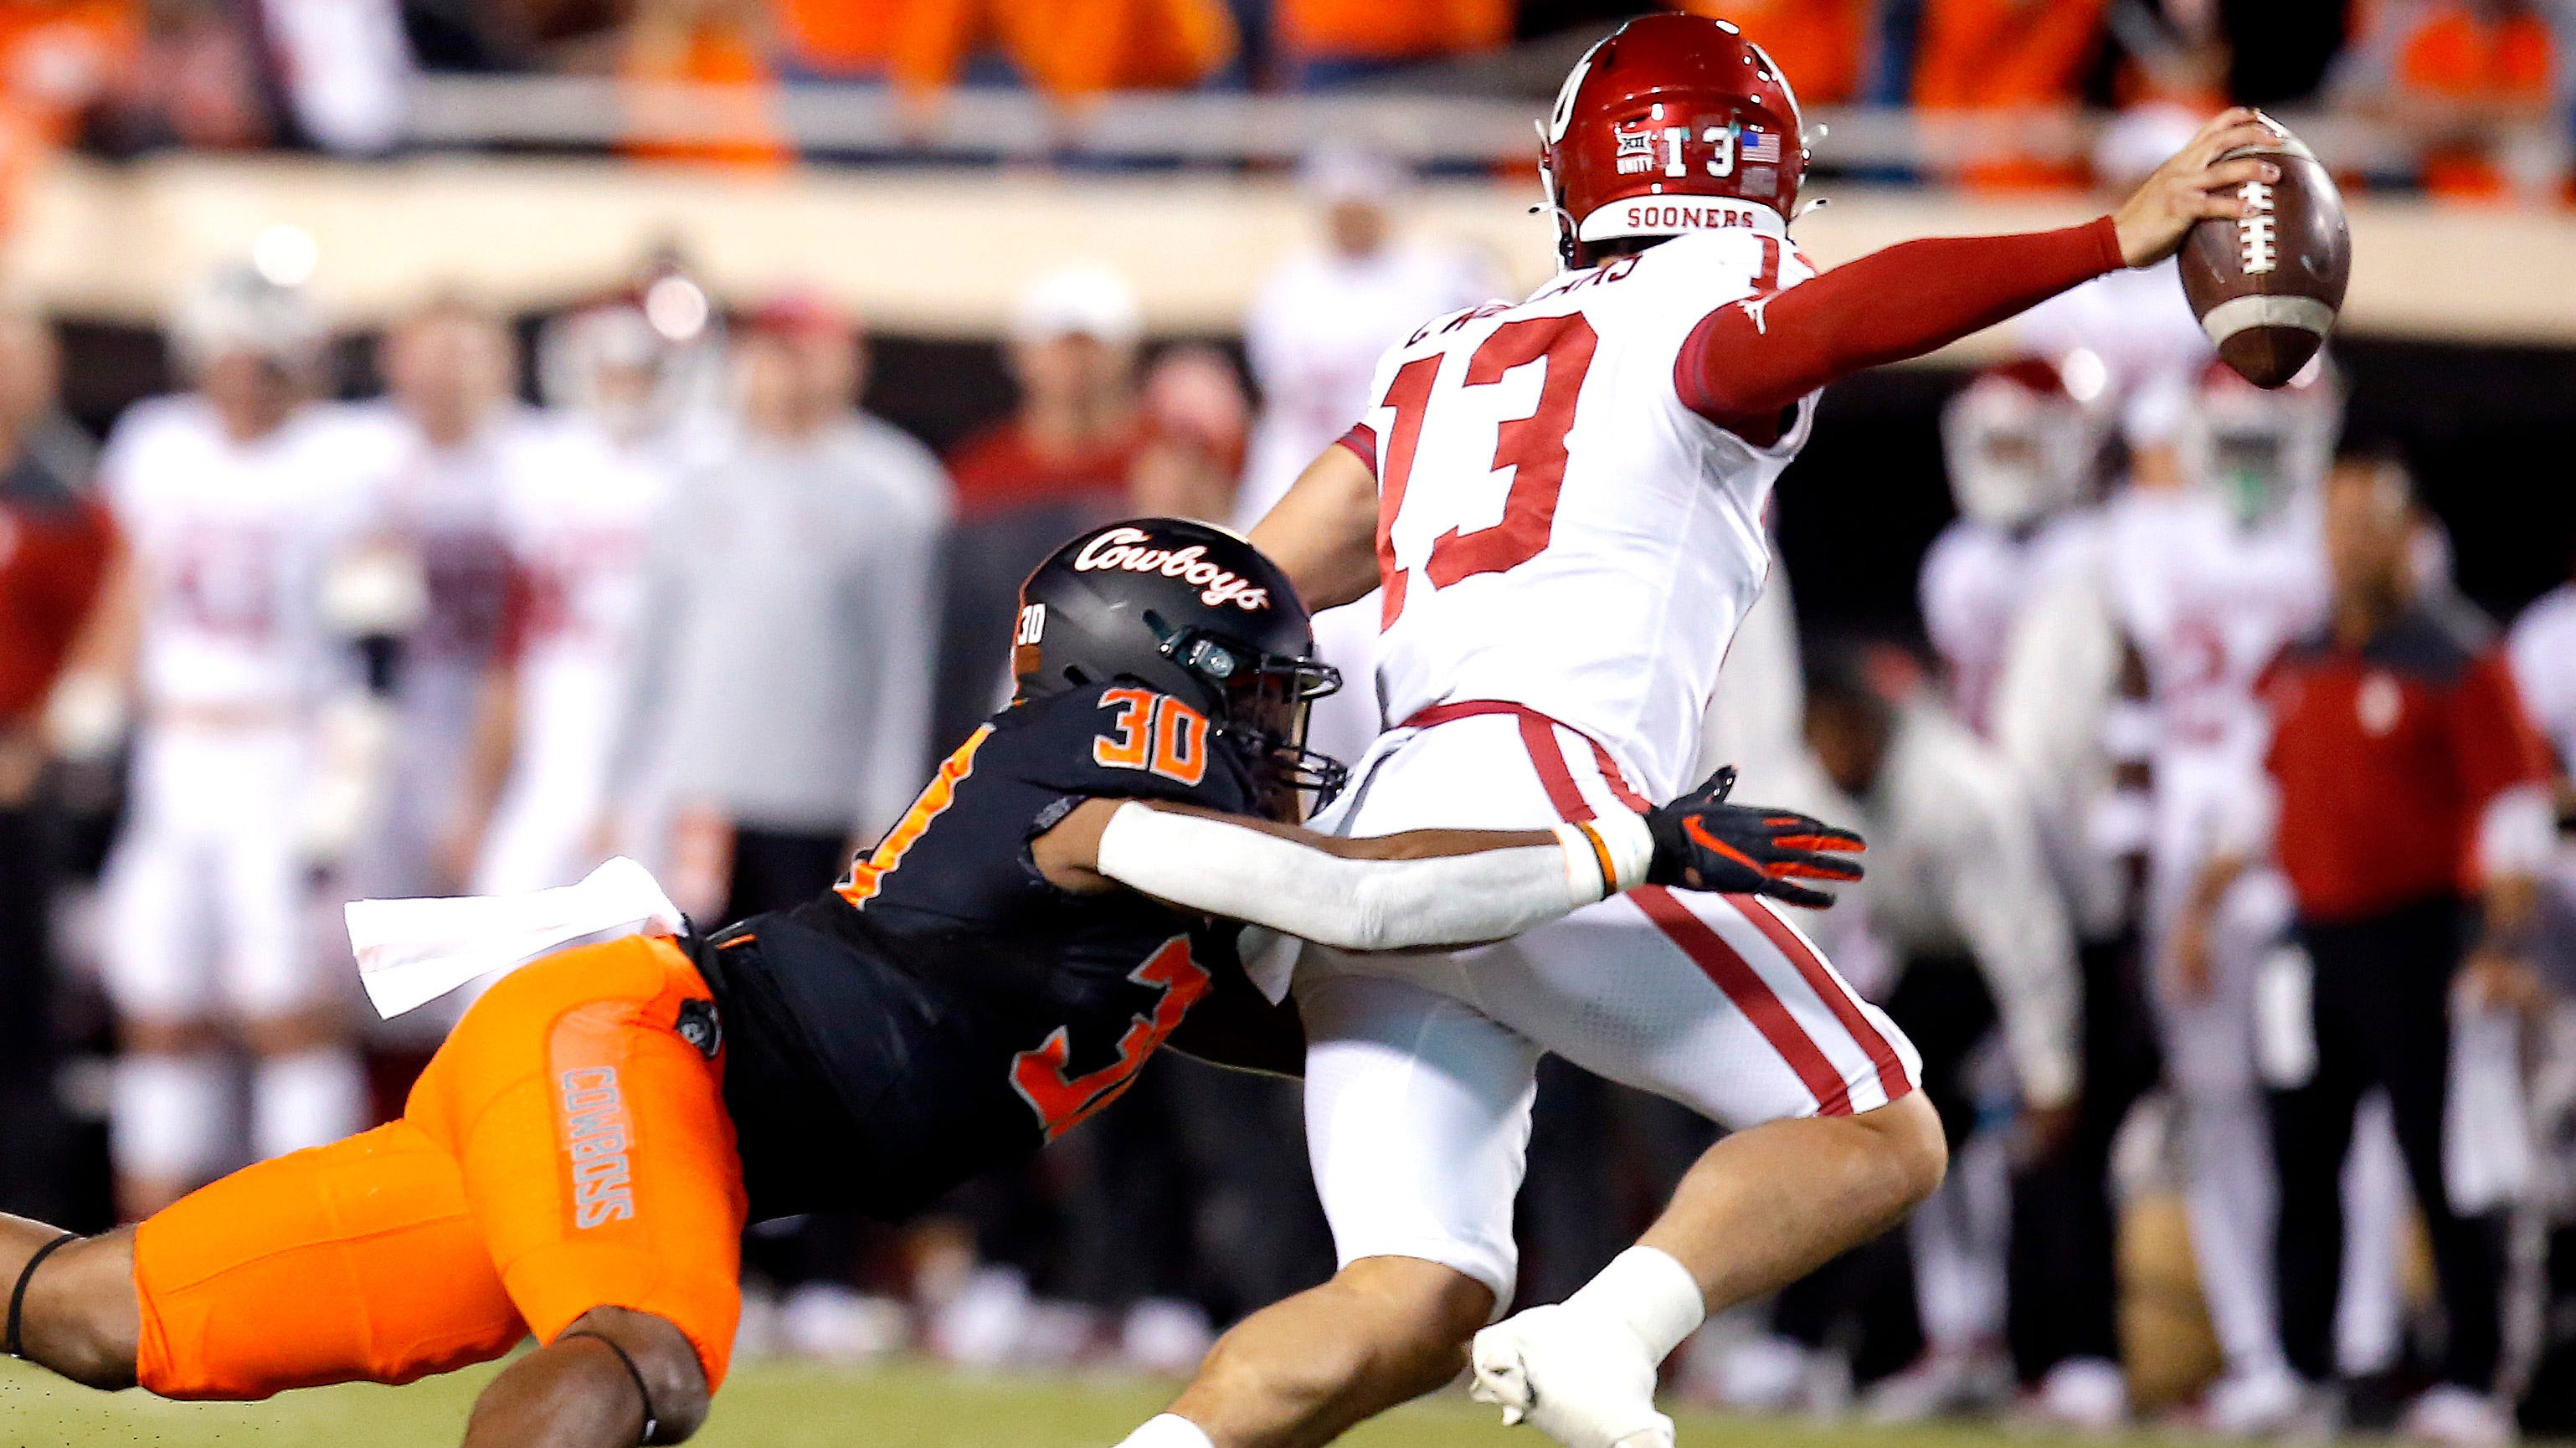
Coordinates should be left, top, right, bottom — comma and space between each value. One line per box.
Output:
1093, 803, 1651, 952
1931, 757, 2083, 1112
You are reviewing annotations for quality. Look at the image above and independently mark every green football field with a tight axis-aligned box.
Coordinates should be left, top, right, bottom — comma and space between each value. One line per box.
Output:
0, 1356, 2252, 1448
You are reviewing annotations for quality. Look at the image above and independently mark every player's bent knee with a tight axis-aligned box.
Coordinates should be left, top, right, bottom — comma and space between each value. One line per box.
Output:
565, 1306, 712, 1443
1861, 1090, 1949, 1210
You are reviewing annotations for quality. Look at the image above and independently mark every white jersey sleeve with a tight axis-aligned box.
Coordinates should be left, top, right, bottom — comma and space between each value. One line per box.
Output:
2509, 583, 2576, 771
1361, 228, 1819, 799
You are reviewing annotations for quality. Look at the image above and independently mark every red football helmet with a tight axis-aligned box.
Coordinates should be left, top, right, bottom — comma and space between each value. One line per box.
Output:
1539, 13, 1809, 269
1941, 357, 2107, 528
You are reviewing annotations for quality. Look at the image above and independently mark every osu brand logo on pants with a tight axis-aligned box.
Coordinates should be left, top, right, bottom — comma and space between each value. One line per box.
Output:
560, 1067, 636, 1228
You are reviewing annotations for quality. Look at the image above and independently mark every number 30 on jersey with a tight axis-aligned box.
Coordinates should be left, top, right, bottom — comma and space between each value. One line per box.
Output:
1093, 688, 1209, 787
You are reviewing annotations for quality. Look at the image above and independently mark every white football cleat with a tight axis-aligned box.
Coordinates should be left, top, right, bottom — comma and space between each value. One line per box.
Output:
1471, 1303, 1676, 1448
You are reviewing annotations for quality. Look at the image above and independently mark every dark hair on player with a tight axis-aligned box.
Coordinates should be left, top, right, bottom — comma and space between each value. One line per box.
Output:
1800, 635, 1900, 726
2329, 443, 2416, 506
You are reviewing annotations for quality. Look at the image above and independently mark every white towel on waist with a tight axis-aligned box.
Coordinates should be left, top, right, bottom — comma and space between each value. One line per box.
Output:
347, 856, 686, 1019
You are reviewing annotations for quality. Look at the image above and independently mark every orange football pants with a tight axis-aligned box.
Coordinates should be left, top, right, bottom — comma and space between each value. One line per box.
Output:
131, 935, 748, 1400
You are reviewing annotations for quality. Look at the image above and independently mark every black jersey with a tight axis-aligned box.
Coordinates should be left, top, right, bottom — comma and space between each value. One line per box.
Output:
700, 680, 1263, 1220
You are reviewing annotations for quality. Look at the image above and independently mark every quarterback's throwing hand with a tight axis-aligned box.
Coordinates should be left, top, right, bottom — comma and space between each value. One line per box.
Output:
2111, 106, 2286, 267
1643, 767, 1864, 907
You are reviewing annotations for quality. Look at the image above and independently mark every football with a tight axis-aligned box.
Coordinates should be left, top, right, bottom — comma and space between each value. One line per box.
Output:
2178, 117, 2352, 388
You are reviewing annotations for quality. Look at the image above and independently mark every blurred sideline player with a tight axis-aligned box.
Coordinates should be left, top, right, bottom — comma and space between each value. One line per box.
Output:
339, 298, 533, 905
1919, 357, 2108, 734
1756, 654, 2082, 1425
463, 304, 679, 896
2006, 357, 2346, 1430
1114, 15, 2291, 1447
2508, 549, 2575, 931
1237, 144, 1499, 773
0, 518, 1862, 1448
67, 267, 373, 1220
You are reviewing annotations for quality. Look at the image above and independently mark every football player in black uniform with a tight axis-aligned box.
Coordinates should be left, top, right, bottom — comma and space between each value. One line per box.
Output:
0, 518, 1863, 1448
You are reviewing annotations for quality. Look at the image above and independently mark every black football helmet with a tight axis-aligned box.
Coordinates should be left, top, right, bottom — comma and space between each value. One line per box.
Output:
1015, 518, 1348, 819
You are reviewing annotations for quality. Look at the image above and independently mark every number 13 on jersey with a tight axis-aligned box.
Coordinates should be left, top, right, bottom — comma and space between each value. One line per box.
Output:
1373, 313, 1601, 628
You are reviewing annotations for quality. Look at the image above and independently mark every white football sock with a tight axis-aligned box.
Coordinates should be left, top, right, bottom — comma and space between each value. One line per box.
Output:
1566, 1245, 1706, 1365
113, 1052, 227, 1184
1114, 1414, 1215, 1448
253, 1047, 366, 1159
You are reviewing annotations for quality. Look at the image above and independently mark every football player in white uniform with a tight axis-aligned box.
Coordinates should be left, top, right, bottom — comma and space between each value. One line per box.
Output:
337, 299, 537, 906
79, 268, 374, 1220
1111, 17, 2288, 1448
465, 304, 678, 896
1919, 357, 2109, 735
2062, 357, 2343, 1430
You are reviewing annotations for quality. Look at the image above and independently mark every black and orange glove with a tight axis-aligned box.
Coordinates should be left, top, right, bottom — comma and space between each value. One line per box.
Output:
1643, 767, 1866, 908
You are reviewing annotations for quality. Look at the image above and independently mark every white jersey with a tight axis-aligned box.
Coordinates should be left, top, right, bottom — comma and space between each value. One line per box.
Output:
2099, 485, 2327, 927
100, 396, 373, 714
1920, 511, 2100, 734
2511, 583, 2576, 773
1361, 228, 1818, 800
1239, 240, 1500, 519
473, 418, 675, 892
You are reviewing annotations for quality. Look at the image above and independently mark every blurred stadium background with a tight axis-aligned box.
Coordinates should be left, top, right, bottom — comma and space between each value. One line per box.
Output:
0, 0, 2573, 1442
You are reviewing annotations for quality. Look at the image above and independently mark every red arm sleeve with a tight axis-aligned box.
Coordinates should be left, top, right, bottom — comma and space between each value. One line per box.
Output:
1333, 422, 1378, 478
1674, 217, 2124, 434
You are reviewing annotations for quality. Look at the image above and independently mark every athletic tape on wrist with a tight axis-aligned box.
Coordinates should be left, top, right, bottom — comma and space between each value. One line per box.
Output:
1554, 812, 1654, 901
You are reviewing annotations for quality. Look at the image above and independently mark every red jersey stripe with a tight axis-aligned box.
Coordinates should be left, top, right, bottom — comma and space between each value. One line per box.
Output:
1460, 698, 1850, 1117
1740, 896, 1910, 1104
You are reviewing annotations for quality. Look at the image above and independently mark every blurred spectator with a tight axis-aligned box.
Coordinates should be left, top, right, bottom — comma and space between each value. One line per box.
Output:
931, 262, 1142, 754
108, 0, 270, 151
1129, 343, 1245, 523
893, 0, 1237, 114
0, 312, 111, 1218
620, 0, 787, 168
2179, 453, 2557, 1445
0, 0, 139, 166
341, 297, 529, 906
771, 0, 897, 76
1765, 649, 2082, 1423
460, 304, 679, 895
2337, 0, 2560, 202
79, 267, 368, 1220
260, 0, 412, 153
1914, 0, 2108, 187
1670, 0, 1875, 104
1237, 147, 1494, 771
612, 292, 948, 922
1272, 0, 1507, 86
